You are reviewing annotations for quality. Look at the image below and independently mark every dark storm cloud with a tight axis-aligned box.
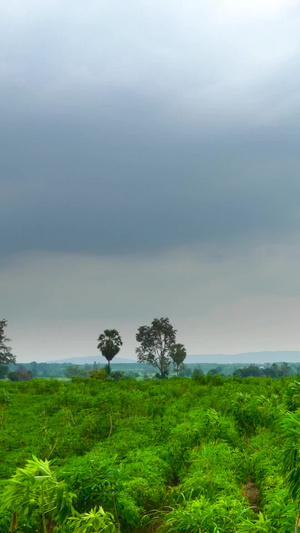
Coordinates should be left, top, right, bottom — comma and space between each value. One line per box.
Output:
1, 97, 300, 258
1, 0, 300, 259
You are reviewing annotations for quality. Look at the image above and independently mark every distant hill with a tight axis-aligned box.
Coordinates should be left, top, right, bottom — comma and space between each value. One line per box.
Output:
186, 351, 300, 364
47, 351, 300, 365
48, 356, 136, 364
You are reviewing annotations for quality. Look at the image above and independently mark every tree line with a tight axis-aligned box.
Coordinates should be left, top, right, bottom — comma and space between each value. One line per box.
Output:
0, 317, 187, 380
1, 317, 299, 381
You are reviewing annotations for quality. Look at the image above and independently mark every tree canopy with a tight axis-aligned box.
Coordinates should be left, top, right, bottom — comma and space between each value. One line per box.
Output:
0, 319, 16, 367
8, 366, 32, 382
170, 343, 187, 376
136, 317, 177, 378
97, 329, 122, 373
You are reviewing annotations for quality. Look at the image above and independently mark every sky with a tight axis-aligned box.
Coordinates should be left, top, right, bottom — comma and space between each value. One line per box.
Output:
2, 0, 300, 362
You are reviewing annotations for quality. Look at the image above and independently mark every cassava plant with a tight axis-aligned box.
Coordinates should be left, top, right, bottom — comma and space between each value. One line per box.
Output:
0, 456, 76, 532
281, 411, 300, 532
68, 506, 116, 532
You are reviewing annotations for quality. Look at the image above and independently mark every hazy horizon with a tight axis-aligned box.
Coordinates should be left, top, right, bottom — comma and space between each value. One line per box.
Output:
15, 350, 300, 365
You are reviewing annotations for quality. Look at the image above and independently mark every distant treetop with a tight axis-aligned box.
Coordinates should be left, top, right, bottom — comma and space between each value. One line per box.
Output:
0, 319, 16, 366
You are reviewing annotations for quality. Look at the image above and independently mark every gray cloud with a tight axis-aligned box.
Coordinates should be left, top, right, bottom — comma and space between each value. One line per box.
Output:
1, 113, 300, 258
1, 79, 300, 254
0, 1, 299, 264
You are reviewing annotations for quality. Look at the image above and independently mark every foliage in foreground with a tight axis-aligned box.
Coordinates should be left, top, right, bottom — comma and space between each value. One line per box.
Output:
1, 376, 300, 531
0, 456, 116, 533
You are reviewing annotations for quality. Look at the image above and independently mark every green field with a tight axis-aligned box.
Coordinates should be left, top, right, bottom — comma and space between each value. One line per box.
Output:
1, 375, 300, 532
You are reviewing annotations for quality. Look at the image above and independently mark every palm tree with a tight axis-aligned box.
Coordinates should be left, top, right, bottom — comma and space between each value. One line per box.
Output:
97, 329, 123, 373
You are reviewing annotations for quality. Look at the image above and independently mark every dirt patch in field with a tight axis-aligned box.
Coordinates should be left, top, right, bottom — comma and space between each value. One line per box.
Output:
145, 520, 163, 533
242, 482, 260, 512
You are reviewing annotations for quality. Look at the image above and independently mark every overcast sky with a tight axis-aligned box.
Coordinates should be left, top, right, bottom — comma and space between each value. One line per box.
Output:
2, 0, 300, 362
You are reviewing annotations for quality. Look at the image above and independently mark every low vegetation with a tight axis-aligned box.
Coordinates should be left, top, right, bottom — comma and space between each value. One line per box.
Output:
1, 375, 300, 531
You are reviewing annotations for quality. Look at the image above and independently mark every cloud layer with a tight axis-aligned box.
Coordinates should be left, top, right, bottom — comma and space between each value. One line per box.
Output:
1, 0, 300, 360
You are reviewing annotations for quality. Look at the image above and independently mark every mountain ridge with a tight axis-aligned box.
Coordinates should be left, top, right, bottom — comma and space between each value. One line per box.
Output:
45, 351, 300, 365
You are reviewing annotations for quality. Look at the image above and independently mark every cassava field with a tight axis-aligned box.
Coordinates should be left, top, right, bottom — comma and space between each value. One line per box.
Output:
1, 375, 300, 532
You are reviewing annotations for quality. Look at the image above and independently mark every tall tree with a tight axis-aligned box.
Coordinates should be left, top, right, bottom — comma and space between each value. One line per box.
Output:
0, 320, 16, 376
97, 329, 123, 373
136, 317, 177, 378
170, 343, 187, 376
